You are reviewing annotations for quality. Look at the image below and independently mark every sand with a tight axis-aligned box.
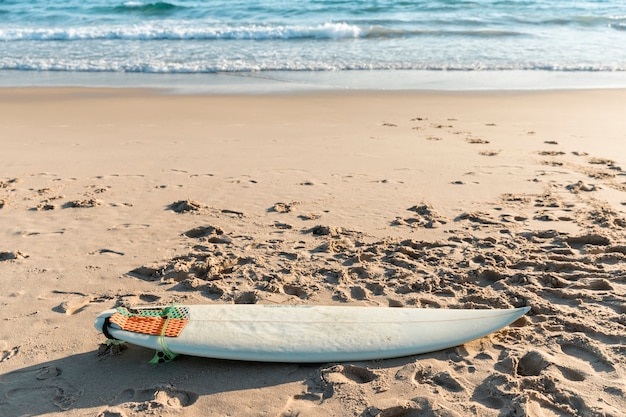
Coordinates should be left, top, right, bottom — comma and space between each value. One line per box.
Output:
0, 87, 625, 417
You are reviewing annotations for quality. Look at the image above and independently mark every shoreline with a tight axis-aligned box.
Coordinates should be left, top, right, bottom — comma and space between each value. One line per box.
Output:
3, 69, 626, 94
1, 87, 625, 416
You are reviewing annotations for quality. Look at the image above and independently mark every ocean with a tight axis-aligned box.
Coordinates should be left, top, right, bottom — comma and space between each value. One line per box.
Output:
1, 0, 625, 90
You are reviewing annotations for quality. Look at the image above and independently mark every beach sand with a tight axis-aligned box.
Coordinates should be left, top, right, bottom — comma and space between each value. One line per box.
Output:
1, 88, 625, 416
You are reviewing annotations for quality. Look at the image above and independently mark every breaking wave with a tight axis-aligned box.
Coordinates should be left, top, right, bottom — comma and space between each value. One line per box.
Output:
0, 22, 529, 42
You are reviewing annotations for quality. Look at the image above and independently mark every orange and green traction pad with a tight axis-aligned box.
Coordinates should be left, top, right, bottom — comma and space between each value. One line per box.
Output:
106, 305, 190, 363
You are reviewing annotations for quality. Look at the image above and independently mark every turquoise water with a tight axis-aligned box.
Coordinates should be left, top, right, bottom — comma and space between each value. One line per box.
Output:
1, 1, 625, 88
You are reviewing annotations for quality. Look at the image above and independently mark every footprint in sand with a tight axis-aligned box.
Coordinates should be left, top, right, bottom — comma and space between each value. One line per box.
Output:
0, 178, 19, 190
472, 373, 515, 410
565, 233, 611, 247
392, 203, 447, 229
0, 345, 19, 363
0, 251, 28, 261
63, 198, 102, 208
466, 137, 490, 144
282, 283, 310, 299
456, 211, 500, 226
54, 296, 96, 315
348, 285, 370, 301
321, 364, 391, 395
369, 397, 449, 417
184, 225, 225, 238
35, 200, 57, 210
299, 212, 322, 220
559, 339, 615, 373
366, 281, 386, 296
415, 368, 466, 393
321, 364, 378, 385
432, 372, 465, 392
234, 291, 258, 304
368, 405, 415, 417
273, 221, 293, 230
588, 157, 617, 166
277, 393, 322, 417
3, 386, 70, 410
113, 385, 198, 410
0, 366, 80, 413
52, 292, 112, 315
395, 362, 418, 384
525, 394, 578, 417
556, 365, 587, 382
139, 293, 161, 303
565, 180, 597, 192
270, 202, 297, 213
168, 199, 207, 213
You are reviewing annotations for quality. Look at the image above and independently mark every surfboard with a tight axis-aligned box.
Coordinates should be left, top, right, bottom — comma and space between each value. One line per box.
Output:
94, 304, 530, 363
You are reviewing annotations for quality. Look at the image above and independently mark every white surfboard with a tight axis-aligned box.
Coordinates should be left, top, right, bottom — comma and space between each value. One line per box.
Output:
95, 304, 530, 363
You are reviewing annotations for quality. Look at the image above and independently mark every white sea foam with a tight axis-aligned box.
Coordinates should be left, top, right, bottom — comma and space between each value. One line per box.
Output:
0, 22, 362, 41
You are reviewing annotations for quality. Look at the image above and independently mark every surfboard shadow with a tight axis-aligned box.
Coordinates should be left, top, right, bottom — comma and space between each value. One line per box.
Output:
0, 345, 321, 415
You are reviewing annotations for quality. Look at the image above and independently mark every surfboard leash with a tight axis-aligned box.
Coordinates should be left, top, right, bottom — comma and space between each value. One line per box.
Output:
101, 315, 120, 341
149, 305, 180, 364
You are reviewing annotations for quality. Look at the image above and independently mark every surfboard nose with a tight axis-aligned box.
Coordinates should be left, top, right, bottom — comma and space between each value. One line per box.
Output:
94, 309, 117, 333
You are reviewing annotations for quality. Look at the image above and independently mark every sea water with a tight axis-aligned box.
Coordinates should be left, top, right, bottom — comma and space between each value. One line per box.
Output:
1, 0, 625, 90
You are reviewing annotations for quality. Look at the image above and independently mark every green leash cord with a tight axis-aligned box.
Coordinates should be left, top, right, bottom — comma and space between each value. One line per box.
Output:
148, 305, 179, 364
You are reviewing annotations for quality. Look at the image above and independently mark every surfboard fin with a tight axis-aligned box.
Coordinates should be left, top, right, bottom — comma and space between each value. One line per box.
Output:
149, 349, 177, 364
